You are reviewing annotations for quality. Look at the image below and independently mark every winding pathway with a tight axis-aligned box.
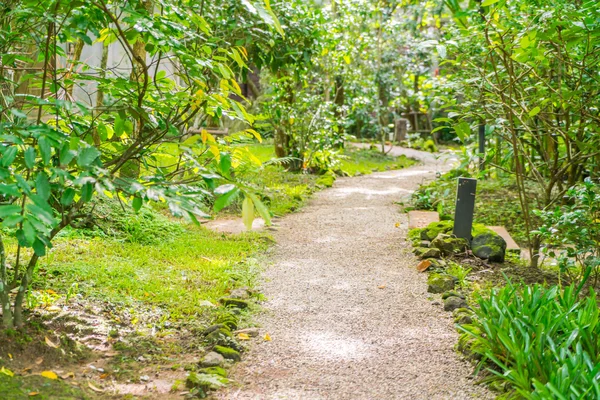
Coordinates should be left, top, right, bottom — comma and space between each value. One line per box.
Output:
219, 145, 491, 399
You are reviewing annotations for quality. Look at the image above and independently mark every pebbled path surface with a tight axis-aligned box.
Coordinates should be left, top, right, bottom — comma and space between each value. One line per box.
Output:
218, 145, 491, 400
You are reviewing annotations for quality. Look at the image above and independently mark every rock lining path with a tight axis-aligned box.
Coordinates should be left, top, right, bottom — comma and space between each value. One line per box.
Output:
218, 145, 491, 399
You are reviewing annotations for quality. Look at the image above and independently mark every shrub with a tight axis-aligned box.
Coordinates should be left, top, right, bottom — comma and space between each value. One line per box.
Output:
462, 283, 600, 399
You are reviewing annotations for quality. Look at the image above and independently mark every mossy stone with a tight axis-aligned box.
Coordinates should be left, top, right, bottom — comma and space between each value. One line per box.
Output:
186, 371, 228, 392
471, 231, 507, 262
442, 291, 465, 300
205, 327, 233, 346
213, 345, 241, 362
220, 298, 249, 309
420, 220, 454, 241
427, 274, 455, 293
430, 234, 468, 256
413, 247, 441, 259
444, 296, 467, 312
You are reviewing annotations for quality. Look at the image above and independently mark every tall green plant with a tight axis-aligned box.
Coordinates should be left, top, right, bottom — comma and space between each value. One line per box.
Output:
0, 0, 277, 328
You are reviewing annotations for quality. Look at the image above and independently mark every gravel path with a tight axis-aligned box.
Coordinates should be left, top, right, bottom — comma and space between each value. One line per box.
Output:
218, 146, 491, 400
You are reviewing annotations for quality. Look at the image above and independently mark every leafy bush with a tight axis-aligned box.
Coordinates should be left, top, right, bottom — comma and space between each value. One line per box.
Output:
462, 283, 600, 399
535, 178, 600, 286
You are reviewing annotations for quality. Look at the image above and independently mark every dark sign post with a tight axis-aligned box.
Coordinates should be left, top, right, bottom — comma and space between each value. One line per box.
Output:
478, 123, 486, 172
453, 178, 477, 243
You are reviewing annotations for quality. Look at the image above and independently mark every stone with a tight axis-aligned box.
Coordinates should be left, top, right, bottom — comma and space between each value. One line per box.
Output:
234, 328, 260, 337
471, 231, 507, 262
220, 298, 249, 309
444, 296, 468, 312
413, 247, 441, 259
213, 345, 241, 362
442, 291, 465, 300
427, 274, 455, 294
229, 287, 250, 300
199, 352, 225, 367
420, 220, 454, 241
430, 234, 468, 256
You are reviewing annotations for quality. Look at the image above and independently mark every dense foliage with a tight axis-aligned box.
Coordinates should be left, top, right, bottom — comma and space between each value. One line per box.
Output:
463, 283, 600, 399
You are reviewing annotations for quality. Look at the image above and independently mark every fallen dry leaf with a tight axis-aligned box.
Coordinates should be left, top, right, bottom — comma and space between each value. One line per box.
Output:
8, 353, 13, 360
378, 285, 386, 289
99, 373, 109, 379
237, 333, 250, 340
61, 372, 75, 380
395, 222, 400, 228
35, 357, 44, 365
28, 392, 40, 397
0, 367, 14, 377
416, 259, 432, 273
46, 306, 61, 312
263, 333, 272, 341
46, 289, 57, 295
45, 336, 60, 349
22, 367, 32, 374
87, 381, 105, 393
40, 371, 58, 380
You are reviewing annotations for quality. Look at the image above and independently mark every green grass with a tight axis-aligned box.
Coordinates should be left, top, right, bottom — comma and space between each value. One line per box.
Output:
33, 223, 268, 322
0, 375, 89, 400
339, 147, 416, 176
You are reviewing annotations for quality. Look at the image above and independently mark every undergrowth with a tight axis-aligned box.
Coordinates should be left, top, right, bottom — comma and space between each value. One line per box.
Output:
462, 282, 600, 399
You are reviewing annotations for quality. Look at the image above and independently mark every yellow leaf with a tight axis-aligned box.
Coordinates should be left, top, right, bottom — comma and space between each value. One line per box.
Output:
28, 392, 40, 397
8, 353, 12, 360
394, 222, 400, 228
209, 145, 220, 160
245, 129, 262, 143
378, 285, 387, 289
343, 55, 351, 64
237, 333, 251, 340
46, 306, 61, 312
45, 336, 60, 349
230, 79, 242, 96
241, 197, 254, 231
41, 371, 58, 380
0, 367, 14, 377
263, 333, 272, 341
46, 289, 57, 295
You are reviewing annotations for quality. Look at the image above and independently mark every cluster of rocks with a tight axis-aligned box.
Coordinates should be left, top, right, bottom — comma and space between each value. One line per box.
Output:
409, 220, 509, 363
411, 220, 508, 263
186, 288, 257, 397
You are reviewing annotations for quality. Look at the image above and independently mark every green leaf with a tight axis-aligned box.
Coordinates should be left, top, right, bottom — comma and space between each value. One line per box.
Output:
529, 107, 541, 117
214, 188, 240, 212
481, 0, 500, 6
214, 184, 235, 195
0, 205, 22, 218
78, 147, 100, 167
132, 197, 143, 212
81, 182, 94, 203
38, 137, 51, 165
32, 239, 46, 256
1, 146, 18, 167
24, 147, 36, 169
35, 173, 51, 201
247, 192, 272, 226
220, 153, 232, 175
60, 188, 75, 206
241, 196, 254, 231
454, 121, 471, 142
